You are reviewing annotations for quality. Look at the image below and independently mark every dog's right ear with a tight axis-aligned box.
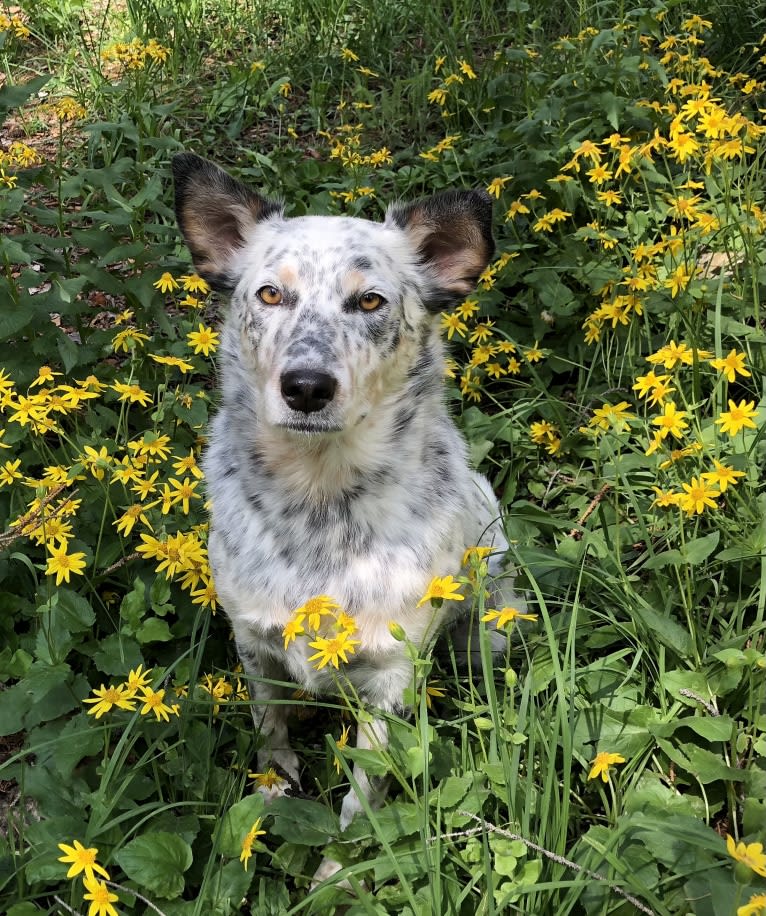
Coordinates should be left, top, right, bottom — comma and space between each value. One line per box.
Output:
172, 153, 282, 291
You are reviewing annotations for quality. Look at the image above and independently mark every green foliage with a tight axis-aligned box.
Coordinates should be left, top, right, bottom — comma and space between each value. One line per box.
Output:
1, 1, 765, 914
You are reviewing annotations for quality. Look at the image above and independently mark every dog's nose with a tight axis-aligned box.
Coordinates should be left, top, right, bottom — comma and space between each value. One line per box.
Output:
280, 369, 337, 413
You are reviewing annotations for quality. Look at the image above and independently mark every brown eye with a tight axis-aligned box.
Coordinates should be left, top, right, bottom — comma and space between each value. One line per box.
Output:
257, 285, 283, 305
359, 291, 385, 311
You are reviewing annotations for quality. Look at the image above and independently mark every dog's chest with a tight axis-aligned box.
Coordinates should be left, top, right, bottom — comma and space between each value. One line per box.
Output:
206, 455, 465, 636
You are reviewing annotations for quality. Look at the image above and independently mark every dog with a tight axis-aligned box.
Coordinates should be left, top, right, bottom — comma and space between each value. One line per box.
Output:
172, 152, 524, 883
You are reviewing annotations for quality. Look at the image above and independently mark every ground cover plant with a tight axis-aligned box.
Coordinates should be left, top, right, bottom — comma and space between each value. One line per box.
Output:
1, 0, 765, 913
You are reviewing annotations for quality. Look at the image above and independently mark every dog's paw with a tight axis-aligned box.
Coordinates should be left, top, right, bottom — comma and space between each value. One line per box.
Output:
311, 855, 344, 889
254, 780, 291, 805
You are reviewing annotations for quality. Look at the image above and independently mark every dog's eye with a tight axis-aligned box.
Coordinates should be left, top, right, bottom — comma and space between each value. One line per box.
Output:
359, 292, 385, 311
257, 285, 283, 305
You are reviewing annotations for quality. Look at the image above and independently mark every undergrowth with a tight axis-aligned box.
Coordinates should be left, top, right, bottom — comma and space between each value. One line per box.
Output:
0, 1, 765, 914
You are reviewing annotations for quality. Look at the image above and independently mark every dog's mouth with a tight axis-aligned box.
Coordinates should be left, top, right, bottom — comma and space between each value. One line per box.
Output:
277, 418, 344, 435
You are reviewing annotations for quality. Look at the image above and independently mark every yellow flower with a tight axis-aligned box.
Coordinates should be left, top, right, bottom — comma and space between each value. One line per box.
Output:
0, 459, 23, 487
701, 460, 745, 492
57, 840, 110, 882
240, 818, 267, 870
168, 476, 202, 514
248, 768, 285, 789
112, 381, 153, 407
481, 607, 538, 630
587, 751, 626, 782
456, 298, 480, 320
652, 401, 689, 440
139, 686, 179, 722
428, 87, 448, 106
114, 502, 156, 537
153, 272, 180, 293
46, 542, 87, 585
417, 575, 464, 607
333, 724, 352, 773
727, 835, 766, 877
125, 665, 153, 691
667, 131, 699, 162
441, 312, 467, 340
187, 323, 220, 356
30, 365, 62, 388
596, 189, 622, 207
111, 328, 150, 353
651, 487, 681, 508
295, 595, 340, 631
710, 349, 751, 383
530, 420, 558, 445
486, 177, 512, 198
679, 476, 720, 515
525, 343, 545, 363
282, 613, 306, 649
457, 59, 477, 79
665, 263, 695, 298
469, 321, 495, 344
646, 340, 696, 370
150, 354, 196, 373
738, 894, 766, 916
590, 401, 635, 432
716, 399, 759, 436
82, 875, 119, 916
83, 683, 136, 718
307, 631, 360, 670
179, 273, 210, 294
585, 164, 613, 184
340, 47, 359, 62
633, 371, 670, 399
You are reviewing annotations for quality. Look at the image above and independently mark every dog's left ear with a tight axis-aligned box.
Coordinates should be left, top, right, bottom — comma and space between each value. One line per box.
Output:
387, 190, 494, 311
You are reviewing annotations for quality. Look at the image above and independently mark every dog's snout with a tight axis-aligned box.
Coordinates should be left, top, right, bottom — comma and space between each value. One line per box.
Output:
280, 369, 337, 413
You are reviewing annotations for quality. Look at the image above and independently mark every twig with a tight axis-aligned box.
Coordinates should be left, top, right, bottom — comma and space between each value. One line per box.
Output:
101, 550, 141, 576
0, 482, 73, 551
105, 881, 169, 916
53, 897, 83, 916
440, 813, 656, 915
568, 483, 611, 539
678, 688, 720, 717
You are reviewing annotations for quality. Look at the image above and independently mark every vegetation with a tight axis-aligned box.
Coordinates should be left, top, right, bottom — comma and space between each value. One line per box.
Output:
1, 1, 765, 913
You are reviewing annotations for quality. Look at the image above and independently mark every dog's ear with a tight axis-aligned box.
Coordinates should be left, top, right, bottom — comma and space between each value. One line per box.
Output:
387, 190, 494, 311
172, 152, 282, 291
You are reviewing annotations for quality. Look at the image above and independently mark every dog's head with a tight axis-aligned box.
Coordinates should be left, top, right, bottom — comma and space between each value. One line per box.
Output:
172, 153, 493, 434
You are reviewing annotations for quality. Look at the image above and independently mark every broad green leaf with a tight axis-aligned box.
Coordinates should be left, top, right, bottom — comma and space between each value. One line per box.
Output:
218, 794, 265, 857
115, 832, 193, 899
268, 797, 338, 845
136, 617, 174, 644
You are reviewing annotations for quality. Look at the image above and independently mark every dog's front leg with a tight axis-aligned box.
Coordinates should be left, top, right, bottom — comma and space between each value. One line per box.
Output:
338, 715, 389, 830
312, 713, 390, 890
237, 641, 301, 798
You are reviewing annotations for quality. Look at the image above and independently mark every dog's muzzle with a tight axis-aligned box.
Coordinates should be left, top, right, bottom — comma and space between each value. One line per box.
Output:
280, 369, 337, 414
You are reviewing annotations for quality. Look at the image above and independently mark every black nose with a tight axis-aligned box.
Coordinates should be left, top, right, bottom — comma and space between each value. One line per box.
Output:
280, 369, 337, 413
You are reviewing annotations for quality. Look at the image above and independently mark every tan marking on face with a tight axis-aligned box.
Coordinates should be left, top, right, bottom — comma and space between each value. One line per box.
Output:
343, 270, 367, 294
278, 264, 298, 288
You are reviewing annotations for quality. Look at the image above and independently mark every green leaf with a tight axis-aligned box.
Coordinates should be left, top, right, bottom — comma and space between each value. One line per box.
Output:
115, 832, 193, 899
219, 794, 265, 857
343, 746, 389, 777
268, 797, 338, 845
93, 633, 144, 676
0, 662, 72, 736
434, 774, 473, 808
0, 75, 50, 113
136, 617, 174, 644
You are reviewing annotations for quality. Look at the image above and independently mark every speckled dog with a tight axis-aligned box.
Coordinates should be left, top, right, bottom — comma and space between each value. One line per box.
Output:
172, 152, 523, 862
